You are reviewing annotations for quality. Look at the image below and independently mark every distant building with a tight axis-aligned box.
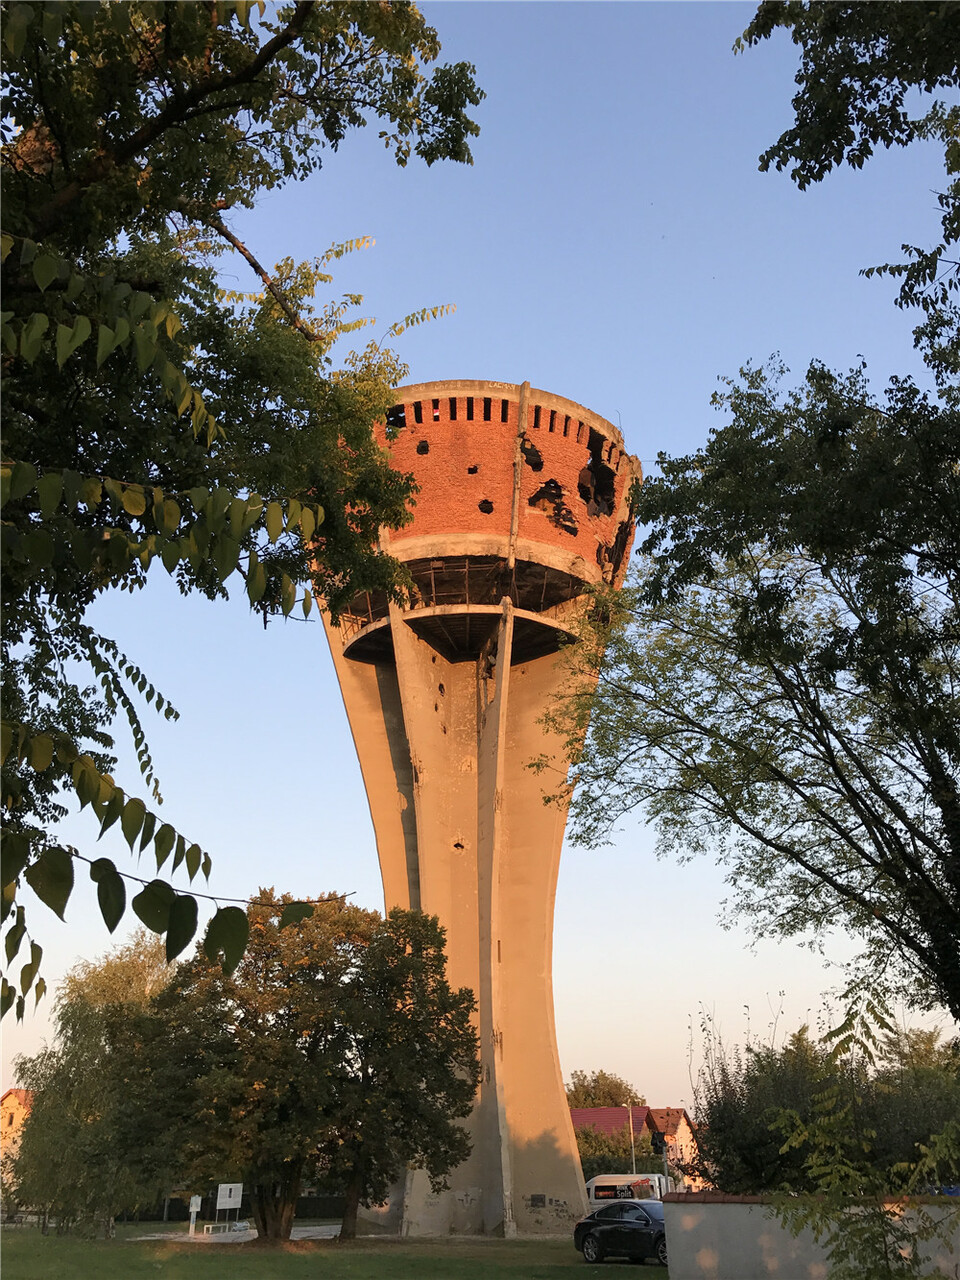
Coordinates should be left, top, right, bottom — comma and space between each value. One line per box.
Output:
1, 1088, 33, 1191
648, 1107, 706, 1189
570, 1105, 658, 1142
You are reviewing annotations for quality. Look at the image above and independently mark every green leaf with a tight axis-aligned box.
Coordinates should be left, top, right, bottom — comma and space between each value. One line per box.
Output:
153, 823, 176, 869
79, 476, 102, 508
0, 978, 15, 1018
171, 835, 186, 874
138, 809, 157, 853
228, 496, 247, 540
1, 831, 30, 890
120, 797, 146, 850
166, 894, 199, 961
279, 901, 315, 929
21, 527, 55, 566
5, 910, 26, 964
161, 540, 180, 573
90, 857, 125, 932
19, 312, 49, 364
9, 460, 38, 501
203, 906, 249, 975
299, 505, 316, 542
280, 573, 296, 616
55, 315, 92, 367
33, 977, 46, 1008
96, 322, 116, 366
213, 532, 240, 581
36, 471, 63, 519
265, 501, 283, 542
121, 485, 147, 517
185, 844, 202, 880
247, 551, 267, 603
26, 734, 54, 772
160, 498, 181, 536
132, 321, 156, 371
131, 879, 175, 933
98, 786, 125, 837
20, 942, 42, 996
32, 252, 60, 292
24, 847, 74, 920
286, 499, 302, 531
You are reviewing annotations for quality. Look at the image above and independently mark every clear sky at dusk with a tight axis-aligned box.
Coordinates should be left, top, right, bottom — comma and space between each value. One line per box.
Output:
4, 2, 952, 1107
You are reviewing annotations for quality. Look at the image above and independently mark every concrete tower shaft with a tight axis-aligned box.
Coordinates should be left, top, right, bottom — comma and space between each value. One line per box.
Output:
323, 380, 640, 1236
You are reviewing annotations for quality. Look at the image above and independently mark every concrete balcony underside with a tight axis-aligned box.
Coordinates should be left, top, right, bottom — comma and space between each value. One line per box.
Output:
341, 601, 580, 665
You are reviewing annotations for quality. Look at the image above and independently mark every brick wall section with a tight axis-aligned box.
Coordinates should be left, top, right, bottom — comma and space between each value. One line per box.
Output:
377, 380, 641, 586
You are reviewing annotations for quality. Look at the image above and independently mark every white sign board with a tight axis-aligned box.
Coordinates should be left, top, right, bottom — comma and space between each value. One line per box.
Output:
189, 1195, 202, 1213
217, 1183, 243, 1210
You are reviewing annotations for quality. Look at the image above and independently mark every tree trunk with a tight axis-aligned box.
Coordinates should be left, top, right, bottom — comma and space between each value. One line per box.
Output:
339, 1171, 363, 1241
248, 1161, 302, 1243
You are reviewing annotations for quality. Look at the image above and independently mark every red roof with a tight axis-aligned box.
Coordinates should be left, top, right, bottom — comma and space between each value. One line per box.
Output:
648, 1107, 692, 1136
1, 1089, 33, 1109
570, 1106, 654, 1137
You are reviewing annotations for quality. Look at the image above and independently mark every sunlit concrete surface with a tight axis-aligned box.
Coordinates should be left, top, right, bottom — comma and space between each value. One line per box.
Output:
322, 381, 640, 1235
662, 1194, 960, 1279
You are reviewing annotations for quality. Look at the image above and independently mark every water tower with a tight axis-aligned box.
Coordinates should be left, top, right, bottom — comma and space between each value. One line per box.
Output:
322, 380, 640, 1235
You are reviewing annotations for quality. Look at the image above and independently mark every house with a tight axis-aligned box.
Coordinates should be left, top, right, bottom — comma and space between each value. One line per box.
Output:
647, 1107, 706, 1189
569, 1105, 658, 1143
1, 1089, 32, 1165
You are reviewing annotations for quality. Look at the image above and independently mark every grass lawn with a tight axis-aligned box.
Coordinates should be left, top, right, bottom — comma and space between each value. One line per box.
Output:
1, 1229, 669, 1279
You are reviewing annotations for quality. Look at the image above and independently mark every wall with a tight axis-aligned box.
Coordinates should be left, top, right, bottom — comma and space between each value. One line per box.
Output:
662, 1194, 960, 1280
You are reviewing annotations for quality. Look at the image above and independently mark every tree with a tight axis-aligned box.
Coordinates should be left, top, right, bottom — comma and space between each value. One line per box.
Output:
574, 1126, 664, 1184
549, 5, 960, 1022
685, 1008, 960, 1280
0, 1, 484, 1007
12, 932, 172, 1235
110, 893, 480, 1244
566, 1068, 644, 1108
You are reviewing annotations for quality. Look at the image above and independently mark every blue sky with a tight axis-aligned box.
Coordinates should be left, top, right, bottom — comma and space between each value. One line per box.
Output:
4, 2, 951, 1105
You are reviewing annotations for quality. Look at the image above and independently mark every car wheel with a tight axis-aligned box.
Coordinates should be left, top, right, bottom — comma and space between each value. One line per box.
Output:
582, 1233, 604, 1263
655, 1235, 668, 1266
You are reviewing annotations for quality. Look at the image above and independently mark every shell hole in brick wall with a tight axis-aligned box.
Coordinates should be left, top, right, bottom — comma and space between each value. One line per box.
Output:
579, 430, 617, 516
467, 464, 479, 474
500, 399, 509, 422
416, 440, 430, 455
438, 683, 445, 696
483, 397, 492, 421
386, 404, 406, 431
453, 841, 465, 851
520, 436, 543, 471
478, 499, 494, 514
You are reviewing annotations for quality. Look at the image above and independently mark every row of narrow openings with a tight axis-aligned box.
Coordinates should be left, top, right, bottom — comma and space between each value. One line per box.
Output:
387, 399, 623, 471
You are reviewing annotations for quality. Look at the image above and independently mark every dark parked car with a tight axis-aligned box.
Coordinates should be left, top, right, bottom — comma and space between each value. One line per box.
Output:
573, 1197, 668, 1266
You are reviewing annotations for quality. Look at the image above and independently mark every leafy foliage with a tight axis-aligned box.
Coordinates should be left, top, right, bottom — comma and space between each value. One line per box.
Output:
685, 1000, 960, 1276
552, 360, 960, 1019
0, 0, 484, 1009
740, 3, 960, 324
11, 932, 173, 1236
14, 897, 480, 1244
566, 1068, 645, 1108
574, 1125, 664, 1184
